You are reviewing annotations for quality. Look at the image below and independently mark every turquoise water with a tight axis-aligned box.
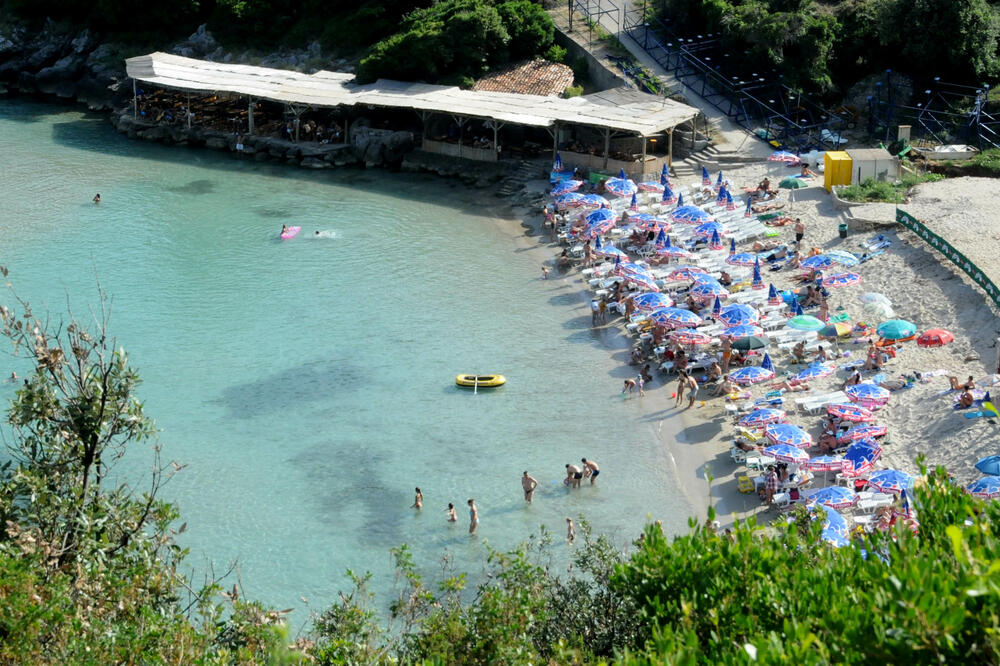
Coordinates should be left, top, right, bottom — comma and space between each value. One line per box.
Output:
0, 100, 690, 620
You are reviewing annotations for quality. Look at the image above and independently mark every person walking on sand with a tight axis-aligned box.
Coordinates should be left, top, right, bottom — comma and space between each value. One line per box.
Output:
565, 463, 583, 488
675, 370, 689, 406
522, 471, 539, 502
411, 487, 423, 509
581, 458, 600, 484
636, 374, 646, 397
566, 517, 576, 542
721, 338, 733, 374
794, 218, 806, 245
684, 373, 699, 409
446, 503, 457, 522
468, 499, 478, 534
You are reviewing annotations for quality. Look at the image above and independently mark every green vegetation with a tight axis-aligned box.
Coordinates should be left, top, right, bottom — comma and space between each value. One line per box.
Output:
655, 0, 1000, 96
969, 147, 1000, 174
357, 0, 557, 84
838, 173, 945, 202
2, 273, 1000, 663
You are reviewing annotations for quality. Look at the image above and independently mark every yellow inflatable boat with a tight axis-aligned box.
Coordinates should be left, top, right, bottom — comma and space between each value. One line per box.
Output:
456, 374, 506, 388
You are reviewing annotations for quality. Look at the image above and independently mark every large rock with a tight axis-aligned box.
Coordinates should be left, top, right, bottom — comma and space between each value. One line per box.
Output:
173, 24, 217, 59
36, 54, 86, 98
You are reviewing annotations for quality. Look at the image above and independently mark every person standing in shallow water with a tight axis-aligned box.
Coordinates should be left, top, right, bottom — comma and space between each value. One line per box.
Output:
522, 471, 539, 502
411, 487, 423, 509
446, 503, 457, 522
566, 517, 576, 542
468, 499, 478, 534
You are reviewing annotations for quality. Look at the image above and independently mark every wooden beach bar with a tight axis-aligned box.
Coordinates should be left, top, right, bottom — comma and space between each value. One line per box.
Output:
125, 52, 700, 179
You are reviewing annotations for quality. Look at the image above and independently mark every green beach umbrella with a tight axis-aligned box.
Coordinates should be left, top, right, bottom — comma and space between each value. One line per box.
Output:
779, 177, 807, 189
787, 315, 826, 331
732, 335, 768, 351
862, 301, 895, 323
876, 319, 916, 340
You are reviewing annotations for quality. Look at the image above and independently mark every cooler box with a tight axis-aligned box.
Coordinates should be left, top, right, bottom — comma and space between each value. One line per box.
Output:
824, 151, 852, 192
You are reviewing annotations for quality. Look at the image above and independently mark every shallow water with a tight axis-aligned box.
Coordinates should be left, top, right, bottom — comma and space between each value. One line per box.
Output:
0, 100, 690, 620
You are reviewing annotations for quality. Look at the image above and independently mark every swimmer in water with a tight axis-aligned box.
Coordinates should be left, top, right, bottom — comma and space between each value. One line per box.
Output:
315, 231, 321, 236
446, 503, 457, 522
93, 194, 101, 204
281, 224, 287, 236
411, 487, 423, 509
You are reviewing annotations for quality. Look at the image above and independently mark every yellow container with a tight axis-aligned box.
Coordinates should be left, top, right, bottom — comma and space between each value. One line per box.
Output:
824, 151, 852, 192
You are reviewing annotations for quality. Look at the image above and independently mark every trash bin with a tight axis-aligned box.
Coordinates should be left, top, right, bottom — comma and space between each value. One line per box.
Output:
838, 222, 849, 239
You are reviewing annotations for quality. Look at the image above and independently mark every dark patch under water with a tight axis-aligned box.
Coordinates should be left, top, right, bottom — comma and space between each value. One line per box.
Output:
167, 179, 216, 195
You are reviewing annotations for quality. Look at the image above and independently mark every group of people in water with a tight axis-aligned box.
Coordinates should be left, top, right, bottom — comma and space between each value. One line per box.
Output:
410, 462, 600, 541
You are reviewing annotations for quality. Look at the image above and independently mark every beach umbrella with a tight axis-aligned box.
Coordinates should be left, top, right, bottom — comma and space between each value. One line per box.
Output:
822, 272, 861, 288
712, 295, 723, 318
738, 408, 787, 429
975, 455, 1000, 476
676, 192, 684, 207
967, 476, 1000, 499
551, 180, 583, 196
827, 402, 876, 423
662, 163, 669, 179
860, 292, 892, 306
761, 353, 774, 373
842, 439, 882, 477
716, 185, 727, 203
867, 469, 914, 495
660, 184, 678, 205
629, 192, 639, 211
805, 486, 859, 510
671, 205, 710, 222
726, 190, 737, 211
837, 424, 887, 445
555, 192, 586, 209
553, 153, 563, 171
656, 244, 694, 259
763, 444, 809, 464
767, 283, 780, 306
818, 322, 853, 338
583, 208, 615, 225
701, 165, 711, 185
670, 328, 714, 346
917, 329, 955, 347
582, 219, 615, 240
709, 229, 724, 251
815, 504, 850, 548
769, 150, 801, 164
800, 255, 834, 270
726, 252, 758, 267
792, 300, 804, 316
655, 229, 668, 247
804, 455, 846, 472
618, 262, 653, 278
716, 170, 724, 189
720, 303, 759, 324
787, 315, 826, 332
618, 168, 627, 179
638, 181, 665, 193
862, 301, 895, 323
779, 177, 807, 189
604, 177, 638, 198
664, 265, 707, 281
633, 292, 674, 312
691, 281, 729, 301
825, 249, 860, 267
578, 194, 610, 209
789, 362, 836, 384
765, 423, 812, 448
631, 212, 664, 229
661, 172, 669, 186
694, 221, 725, 237
876, 319, 916, 340
846, 382, 891, 406
729, 365, 775, 385
732, 335, 768, 351
751, 259, 765, 290
721, 324, 765, 339
624, 272, 659, 292
648, 307, 702, 328
595, 245, 628, 261
692, 275, 723, 288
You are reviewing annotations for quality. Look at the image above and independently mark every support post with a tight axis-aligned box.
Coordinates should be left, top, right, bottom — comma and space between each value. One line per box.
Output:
568, 0, 573, 31
186, 93, 191, 129
640, 133, 647, 179
603, 127, 610, 170
668, 127, 674, 169
552, 121, 559, 159
492, 122, 498, 161
132, 79, 137, 119
248, 96, 255, 136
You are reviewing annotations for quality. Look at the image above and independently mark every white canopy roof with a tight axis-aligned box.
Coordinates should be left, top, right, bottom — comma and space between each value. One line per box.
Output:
125, 52, 698, 136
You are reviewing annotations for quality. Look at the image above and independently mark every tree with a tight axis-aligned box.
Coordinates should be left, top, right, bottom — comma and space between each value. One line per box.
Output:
497, 0, 556, 62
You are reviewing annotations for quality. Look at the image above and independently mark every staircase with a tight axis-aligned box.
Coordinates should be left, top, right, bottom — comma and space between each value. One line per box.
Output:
495, 159, 542, 197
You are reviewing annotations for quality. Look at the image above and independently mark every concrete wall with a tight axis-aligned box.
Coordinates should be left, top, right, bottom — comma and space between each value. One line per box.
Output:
559, 149, 665, 180
422, 138, 498, 163
554, 27, 626, 92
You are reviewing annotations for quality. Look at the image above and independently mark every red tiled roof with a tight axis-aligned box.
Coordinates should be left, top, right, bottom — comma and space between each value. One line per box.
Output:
473, 59, 575, 97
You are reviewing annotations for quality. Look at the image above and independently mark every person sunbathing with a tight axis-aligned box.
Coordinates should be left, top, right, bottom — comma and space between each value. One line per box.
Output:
772, 379, 811, 392
958, 388, 976, 408
791, 341, 808, 363
718, 271, 733, 287
714, 375, 737, 396
949, 375, 975, 391
753, 240, 780, 253
843, 369, 863, 388
799, 164, 818, 178
814, 346, 829, 362
817, 431, 840, 454
751, 201, 784, 214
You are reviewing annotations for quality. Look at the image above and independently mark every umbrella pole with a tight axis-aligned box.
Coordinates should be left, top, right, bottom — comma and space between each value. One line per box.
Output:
474, 374, 478, 395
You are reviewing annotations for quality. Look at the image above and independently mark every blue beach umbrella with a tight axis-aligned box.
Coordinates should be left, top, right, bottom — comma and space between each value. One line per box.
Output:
738, 408, 787, 429
618, 168, 627, 179
664, 265, 707, 281
583, 208, 615, 225
712, 296, 722, 318
760, 352, 774, 373
553, 152, 563, 171
655, 228, 667, 245
790, 362, 836, 384
726, 190, 737, 211
967, 476, 1000, 499
846, 382, 891, 405
633, 292, 674, 312
793, 300, 805, 316
551, 180, 583, 196
752, 258, 765, 289
648, 307, 702, 328
676, 192, 684, 207
729, 365, 775, 385
804, 455, 846, 472
701, 165, 711, 185
694, 221, 724, 237
805, 486, 859, 510
630, 192, 639, 210
719, 303, 759, 326
826, 249, 860, 267
604, 177, 638, 198
765, 423, 812, 448
842, 439, 882, 477
595, 245, 628, 260
767, 283, 780, 305
867, 469, 915, 494
800, 255, 834, 270
578, 194, 610, 209
660, 172, 669, 186
716, 170, 724, 188
975, 455, 1000, 476
763, 444, 809, 464
657, 244, 693, 259
618, 262, 652, 277
726, 252, 758, 267
661, 184, 677, 204
876, 319, 917, 340
672, 205, 710, 223
691, 281, 729, 301
729, 236, 737, 254
582, 219, 614, 239
815, 504, 850, 548
555, 192, 585, 209
827, 402, 876, 423
661, 162, 669, 178
631, 213, 662, 229
787, 315, 826, 331
690, 273, 720, 285
709, 229, 723, 250
722, 324, 765, 339
823, 272, 861, 288
716, 185, 727, 204
638, 180, 665, 193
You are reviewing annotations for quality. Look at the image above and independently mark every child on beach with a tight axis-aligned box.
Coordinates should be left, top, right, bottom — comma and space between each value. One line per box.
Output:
636, 374, 646, 397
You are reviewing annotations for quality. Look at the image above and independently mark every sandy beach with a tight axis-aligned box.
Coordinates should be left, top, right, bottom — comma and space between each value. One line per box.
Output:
520, 164, 1000, 528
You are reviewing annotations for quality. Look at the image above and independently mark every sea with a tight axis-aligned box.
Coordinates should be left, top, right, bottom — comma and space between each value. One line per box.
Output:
0, 99, 691, 623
